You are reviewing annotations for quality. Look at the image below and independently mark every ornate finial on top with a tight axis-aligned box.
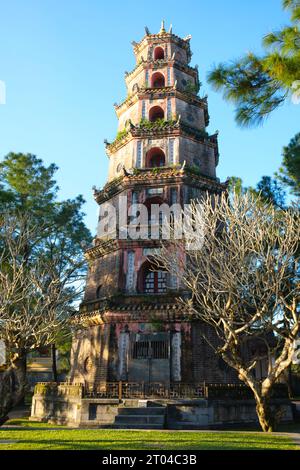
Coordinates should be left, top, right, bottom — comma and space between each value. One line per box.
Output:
183, 34, 192, 41
168, 23, 173, 34
159, 20, 166, 34
131, 41, 138, 47
145, 26, 150, 35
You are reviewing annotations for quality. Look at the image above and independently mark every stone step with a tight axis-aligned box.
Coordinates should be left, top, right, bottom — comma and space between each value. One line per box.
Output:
117, 407, 166, 416
115, 414, 165, 425
113, 423, 164, 430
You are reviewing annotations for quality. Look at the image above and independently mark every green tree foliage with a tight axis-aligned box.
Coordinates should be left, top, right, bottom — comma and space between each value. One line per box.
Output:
228, 175, 286, 209
252, 176, 286, 209
0, 153, 58, 214
208, 0, 300, 126
228, 131, 300, 205
227, 176, 245, 196
277, 132, 300, 197
0, 153, 92, 386
0, 212, 86, 422
0, 152, 91, 259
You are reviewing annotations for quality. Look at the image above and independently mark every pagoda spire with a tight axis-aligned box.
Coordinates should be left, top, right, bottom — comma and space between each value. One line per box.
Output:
159, 20, 166, 34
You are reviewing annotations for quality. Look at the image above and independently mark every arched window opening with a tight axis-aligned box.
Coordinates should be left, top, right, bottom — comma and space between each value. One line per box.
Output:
146, 147, 165, 168
151, 72, 165, 88
149, 106, 164, 122
154, 47, 165, 60
138, 260, 167, 294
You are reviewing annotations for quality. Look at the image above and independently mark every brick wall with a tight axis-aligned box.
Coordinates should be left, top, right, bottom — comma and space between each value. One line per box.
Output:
84, 251, 121, 301
191, 321, 239, 384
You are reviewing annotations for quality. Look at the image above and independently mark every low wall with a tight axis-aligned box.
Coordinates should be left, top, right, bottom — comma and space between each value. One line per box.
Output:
30, 383, 294, 429
30, 383, 83, 426
165, 399, 293, 429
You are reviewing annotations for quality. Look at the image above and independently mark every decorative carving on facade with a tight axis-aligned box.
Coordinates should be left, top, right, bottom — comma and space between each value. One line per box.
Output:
118, 330, 130, 380
171, 332, 182, 382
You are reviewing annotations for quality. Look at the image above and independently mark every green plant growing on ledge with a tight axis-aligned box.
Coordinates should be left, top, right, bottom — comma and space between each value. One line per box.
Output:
149, 318, 164, 332
151, 167, 160, 176
139, 118, 177, 130
184, 165, 216, 181
115, 128, 129, 142
109, 129, 129, 148
185, 165, 202, 177
103, 175, 123, 190
184, 80, 199, 96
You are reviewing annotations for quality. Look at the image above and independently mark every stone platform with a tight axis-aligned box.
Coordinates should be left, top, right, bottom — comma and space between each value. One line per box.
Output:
30, 383, 294, 429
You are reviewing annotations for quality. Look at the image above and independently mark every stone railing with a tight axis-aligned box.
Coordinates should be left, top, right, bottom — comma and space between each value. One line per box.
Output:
33, 381, 289, 401
84, 381, 205, 400
82, 381, 289, 401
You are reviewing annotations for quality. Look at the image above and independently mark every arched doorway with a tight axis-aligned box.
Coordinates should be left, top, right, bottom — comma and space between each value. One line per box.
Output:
149, 106, 164, 122
151, 72, 165, 88
146, 147, 165, 168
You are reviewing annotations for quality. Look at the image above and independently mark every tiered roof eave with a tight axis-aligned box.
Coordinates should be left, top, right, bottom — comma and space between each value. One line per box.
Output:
124, 58, 198, 86
93, 166, 227, 206
105, 119, 214, 156
114, 86, 207, 119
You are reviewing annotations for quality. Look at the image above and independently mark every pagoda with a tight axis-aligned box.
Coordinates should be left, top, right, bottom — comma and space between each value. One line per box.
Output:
69, 22, 235, 391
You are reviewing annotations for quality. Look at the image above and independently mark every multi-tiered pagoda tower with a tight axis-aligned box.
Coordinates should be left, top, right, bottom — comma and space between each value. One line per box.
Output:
70, 23, 234, 390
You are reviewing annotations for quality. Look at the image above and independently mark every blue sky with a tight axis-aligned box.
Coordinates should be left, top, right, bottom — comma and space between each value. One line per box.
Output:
0, 0, 299, 232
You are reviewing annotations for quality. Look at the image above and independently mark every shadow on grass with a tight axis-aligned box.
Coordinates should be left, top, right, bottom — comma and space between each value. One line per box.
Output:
0, 430, 298, 451
3, 418, 67, 429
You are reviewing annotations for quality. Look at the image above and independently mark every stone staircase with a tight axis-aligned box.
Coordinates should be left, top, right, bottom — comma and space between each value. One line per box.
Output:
113, 405, 166, 429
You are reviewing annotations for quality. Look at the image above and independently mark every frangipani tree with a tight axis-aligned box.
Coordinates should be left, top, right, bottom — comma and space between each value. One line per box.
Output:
155, 192, 300, 432
0, 212, 86, 423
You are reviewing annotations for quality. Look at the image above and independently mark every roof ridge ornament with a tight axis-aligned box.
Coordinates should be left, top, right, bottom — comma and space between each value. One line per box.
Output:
145, 26, 150, 35
168, 24, 173, 34
180, 160, 186, 173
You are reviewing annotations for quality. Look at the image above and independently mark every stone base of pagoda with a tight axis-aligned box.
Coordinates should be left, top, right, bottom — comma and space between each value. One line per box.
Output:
30, 382, 293, 429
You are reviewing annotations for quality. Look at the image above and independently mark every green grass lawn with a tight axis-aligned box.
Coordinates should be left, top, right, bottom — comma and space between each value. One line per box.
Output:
0, 419, 298, 450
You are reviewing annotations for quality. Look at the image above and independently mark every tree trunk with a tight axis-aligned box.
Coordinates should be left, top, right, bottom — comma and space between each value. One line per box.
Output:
255, 395, 274, 432
0, 349, 27, 425
52, 344, 58, 382
287, 366, 293, 399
